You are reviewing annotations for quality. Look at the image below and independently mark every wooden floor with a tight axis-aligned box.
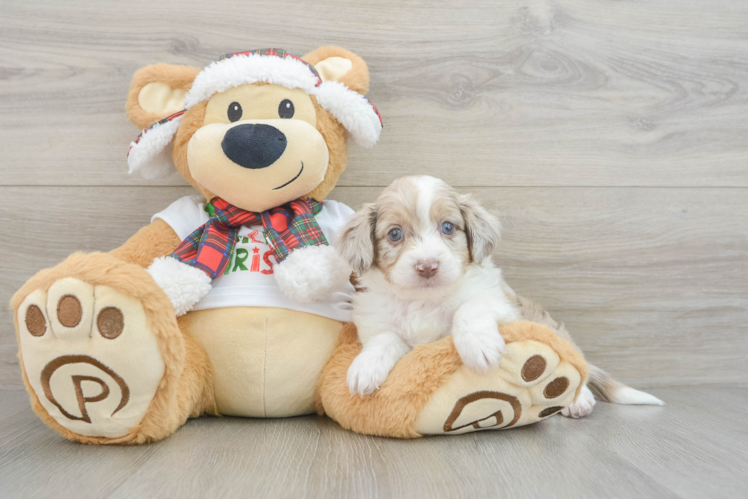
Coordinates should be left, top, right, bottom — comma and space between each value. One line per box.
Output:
0, 387, 746, 498
2, 0, 748, 497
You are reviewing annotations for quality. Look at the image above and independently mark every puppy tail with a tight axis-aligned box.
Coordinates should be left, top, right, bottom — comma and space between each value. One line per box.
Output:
587, 364, 664, 406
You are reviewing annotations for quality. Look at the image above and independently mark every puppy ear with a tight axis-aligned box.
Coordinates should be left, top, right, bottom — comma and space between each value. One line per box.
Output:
302, 46, 370, 95
459, 194, 501, 263
336, 203, 377, 274
127, 64, 201, 129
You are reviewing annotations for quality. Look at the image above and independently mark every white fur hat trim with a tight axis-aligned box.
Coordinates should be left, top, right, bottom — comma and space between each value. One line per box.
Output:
315, 81, 382, 149
127, 112, 184, 179
184, 53, 321, 108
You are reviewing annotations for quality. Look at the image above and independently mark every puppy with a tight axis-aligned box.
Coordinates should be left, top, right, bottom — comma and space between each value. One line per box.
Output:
336, 175, 522, 397
337, 176, 664, 418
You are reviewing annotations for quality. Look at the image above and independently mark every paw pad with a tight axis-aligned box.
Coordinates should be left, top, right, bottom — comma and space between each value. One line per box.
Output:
543, 377, 569, 399
443, 391, 521, 432
40, 355, 130, 424
25, 305, 46, 336
521, 355, 547, 382
538, 406, 564, 418
97, 307, 124, 339
57, 295, 82, 327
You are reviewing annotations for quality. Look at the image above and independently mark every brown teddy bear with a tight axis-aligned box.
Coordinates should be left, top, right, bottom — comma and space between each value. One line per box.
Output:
11, 47, 588, 443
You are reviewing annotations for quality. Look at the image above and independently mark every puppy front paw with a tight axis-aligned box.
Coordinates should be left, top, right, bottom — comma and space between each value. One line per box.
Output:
562, 385, 596, 418
346, 353, 392, 397
453, 318, 506, 372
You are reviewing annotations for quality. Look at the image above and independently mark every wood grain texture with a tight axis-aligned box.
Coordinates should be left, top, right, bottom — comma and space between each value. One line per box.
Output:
0, 186, 746, 390
0, 387, 746, 498
2, 0, 748, 187
1, 4, 748, 495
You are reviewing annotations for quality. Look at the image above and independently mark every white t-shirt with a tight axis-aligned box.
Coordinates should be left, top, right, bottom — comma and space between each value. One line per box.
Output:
152, 195, 356, 322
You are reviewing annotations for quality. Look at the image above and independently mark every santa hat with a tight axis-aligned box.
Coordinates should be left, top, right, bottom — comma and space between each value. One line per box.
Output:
128, 49, 383, 179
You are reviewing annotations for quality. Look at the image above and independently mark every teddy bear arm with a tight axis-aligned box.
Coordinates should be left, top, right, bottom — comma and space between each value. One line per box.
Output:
109, 219, 182, 268
109, 220, 211, 316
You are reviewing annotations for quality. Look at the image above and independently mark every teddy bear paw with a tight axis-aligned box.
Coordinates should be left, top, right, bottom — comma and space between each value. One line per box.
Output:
417, 337, 584, 435
274, 245, 352, 303
16, 278, 166, 439
147, 256, 212, 316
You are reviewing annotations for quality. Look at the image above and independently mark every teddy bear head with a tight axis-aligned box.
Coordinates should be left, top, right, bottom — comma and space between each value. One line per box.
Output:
125, 47, 381, 212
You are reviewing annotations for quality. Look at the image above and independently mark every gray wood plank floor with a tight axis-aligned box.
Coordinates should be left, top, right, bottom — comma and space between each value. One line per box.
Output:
0, 387, 746, 498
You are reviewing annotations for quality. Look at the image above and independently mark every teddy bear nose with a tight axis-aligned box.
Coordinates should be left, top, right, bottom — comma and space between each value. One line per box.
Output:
221, 123, 287, 169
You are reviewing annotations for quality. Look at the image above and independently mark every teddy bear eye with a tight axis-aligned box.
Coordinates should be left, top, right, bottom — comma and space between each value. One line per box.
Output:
441, 221, 455, 235
227, 102, 243, 122
388, 228, 402, 242
278, 99, 295, 119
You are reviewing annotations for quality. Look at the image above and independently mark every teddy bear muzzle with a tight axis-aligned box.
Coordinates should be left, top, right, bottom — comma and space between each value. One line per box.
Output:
187, 119, 330, 213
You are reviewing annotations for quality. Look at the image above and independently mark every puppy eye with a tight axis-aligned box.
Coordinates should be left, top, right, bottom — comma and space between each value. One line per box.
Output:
279, 99, 295, 119
441, 221, 455, 235
388, 228, 403, 242
227, 102, 243, 122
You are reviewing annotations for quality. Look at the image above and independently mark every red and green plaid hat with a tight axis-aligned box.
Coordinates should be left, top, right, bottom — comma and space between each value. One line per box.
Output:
128, 48, 383, 179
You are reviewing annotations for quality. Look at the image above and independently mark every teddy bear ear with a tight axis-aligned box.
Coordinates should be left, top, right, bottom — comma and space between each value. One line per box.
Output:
302, 47, 370, 95
126, 64, 201, 130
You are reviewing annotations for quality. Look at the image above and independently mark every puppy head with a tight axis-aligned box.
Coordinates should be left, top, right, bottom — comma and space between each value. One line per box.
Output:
337, 176, 501, 297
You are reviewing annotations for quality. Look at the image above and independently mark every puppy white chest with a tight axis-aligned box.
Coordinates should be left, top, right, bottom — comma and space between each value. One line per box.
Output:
393, 300, 455, 347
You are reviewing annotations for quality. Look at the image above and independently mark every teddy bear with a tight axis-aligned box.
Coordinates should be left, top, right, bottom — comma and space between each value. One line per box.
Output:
11, 46, 588, 443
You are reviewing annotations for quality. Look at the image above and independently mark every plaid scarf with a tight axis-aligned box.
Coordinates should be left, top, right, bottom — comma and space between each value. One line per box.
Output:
171, 198, 327, 279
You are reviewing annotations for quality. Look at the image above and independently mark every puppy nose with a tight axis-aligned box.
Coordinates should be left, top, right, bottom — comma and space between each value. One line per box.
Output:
415, 259, 439, 279
221, 124, 287, 169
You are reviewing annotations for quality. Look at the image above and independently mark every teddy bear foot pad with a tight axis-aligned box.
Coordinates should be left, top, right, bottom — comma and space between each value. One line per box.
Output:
417, 337, 582, 435
17, 278, 165, 439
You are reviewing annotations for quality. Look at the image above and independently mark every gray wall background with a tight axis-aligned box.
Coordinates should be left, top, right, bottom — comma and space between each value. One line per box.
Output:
1, 0, 746, 390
